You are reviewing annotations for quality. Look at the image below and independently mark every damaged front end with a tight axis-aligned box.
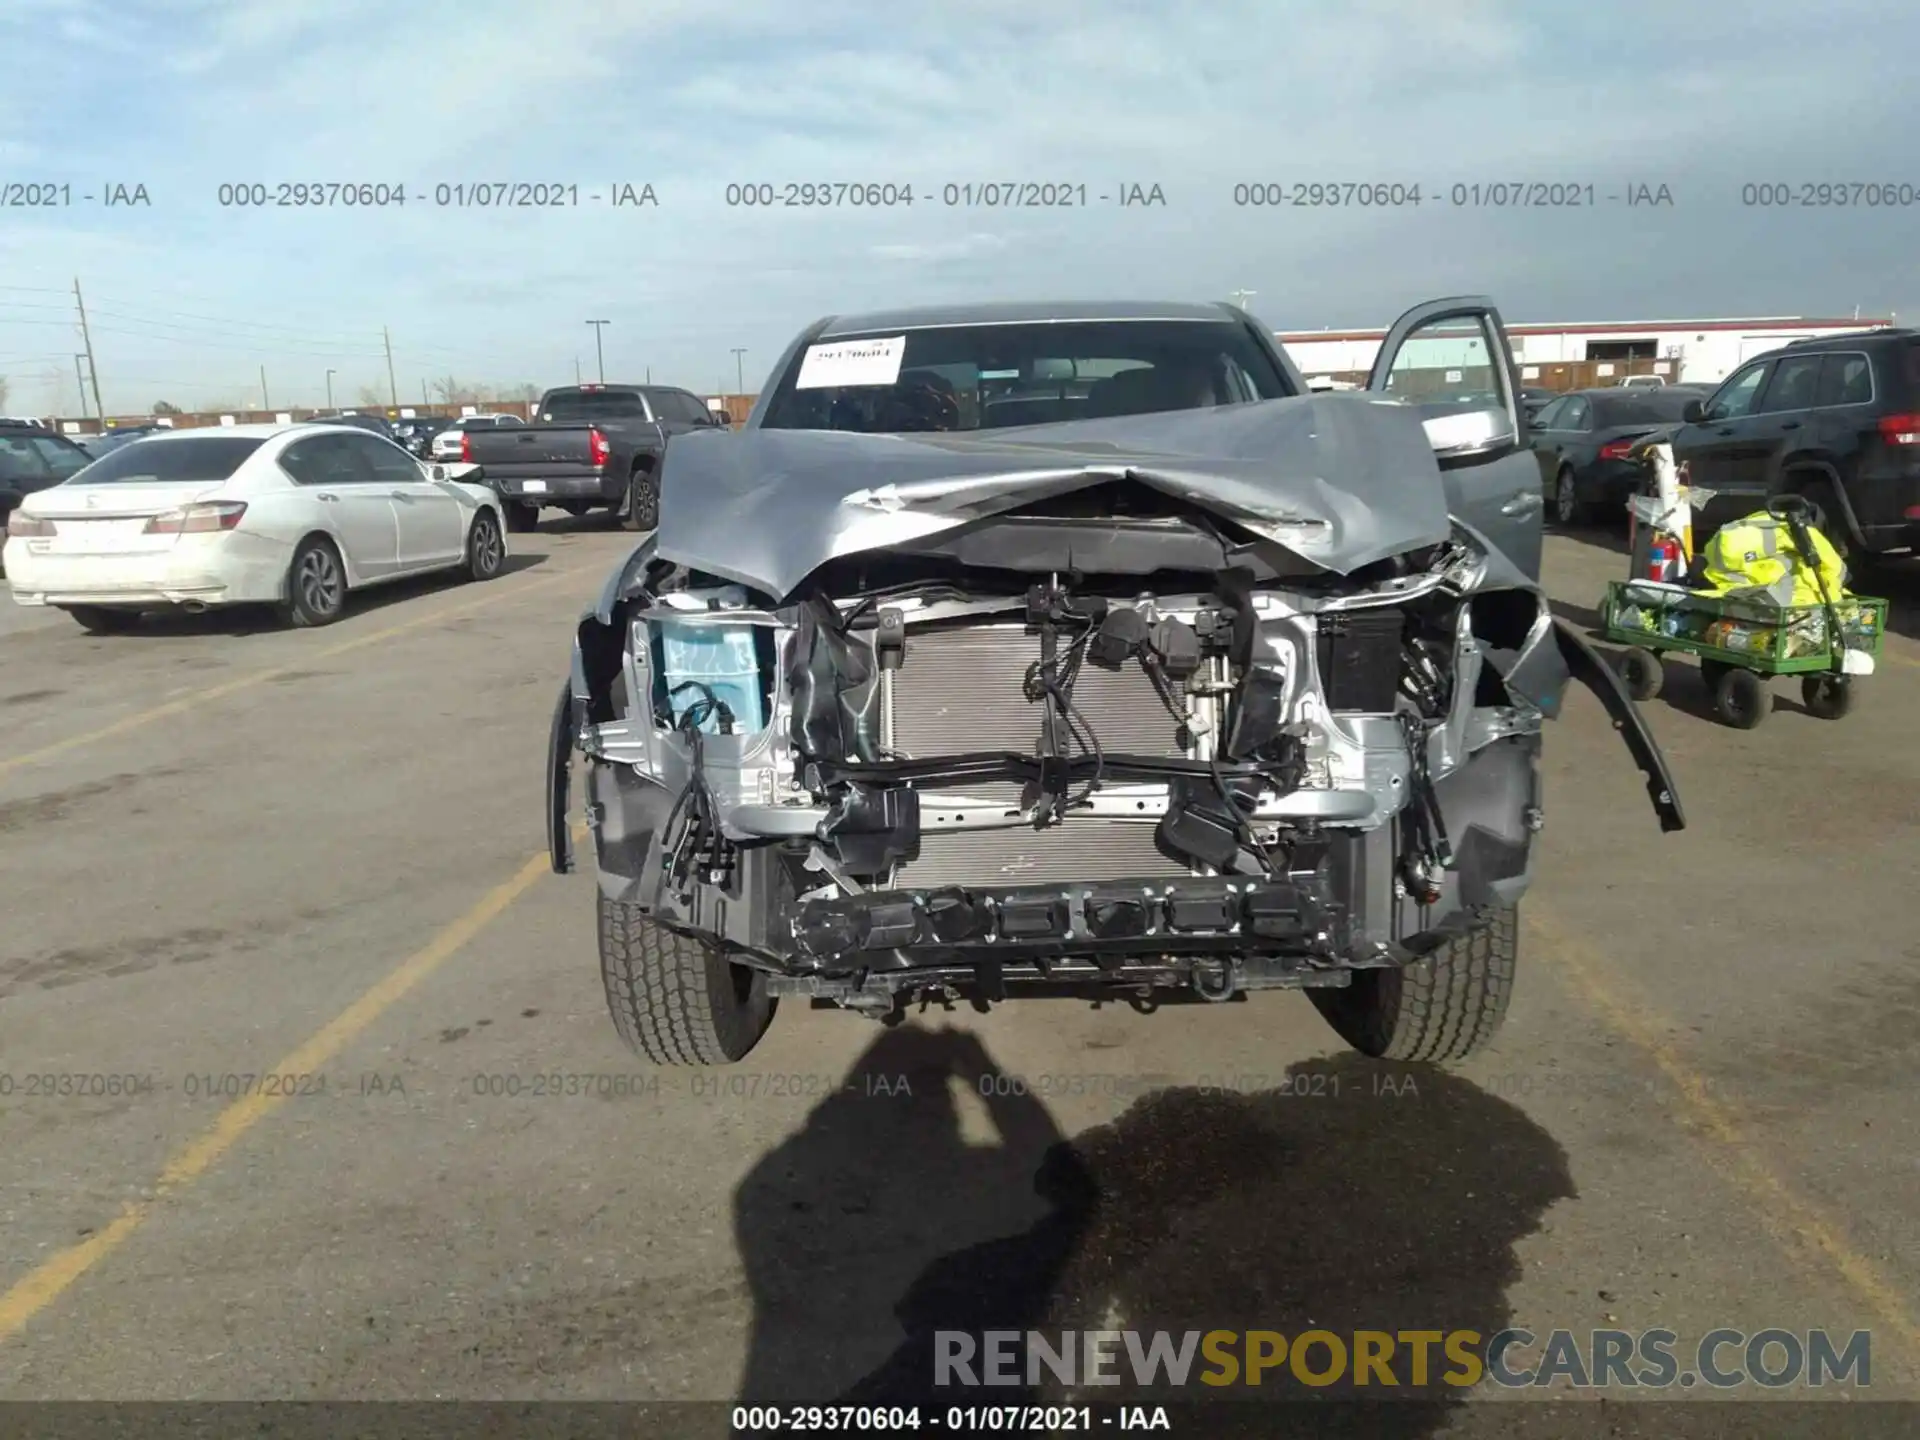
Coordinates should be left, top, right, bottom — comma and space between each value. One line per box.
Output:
548, 454, 1682, 1019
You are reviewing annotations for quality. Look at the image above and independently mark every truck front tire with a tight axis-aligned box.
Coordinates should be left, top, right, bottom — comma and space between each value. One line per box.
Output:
598, 894, 775, 1064
1309, 906, 1518, 1063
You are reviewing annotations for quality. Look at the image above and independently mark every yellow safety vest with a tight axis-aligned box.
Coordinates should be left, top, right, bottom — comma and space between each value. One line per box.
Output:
1696, 511, 1847, 607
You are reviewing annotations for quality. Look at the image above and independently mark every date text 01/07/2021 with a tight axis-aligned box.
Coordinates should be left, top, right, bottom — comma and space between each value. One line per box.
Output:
210, 182, 658, 208
1229, 180, 1675, 207
722, 182, 1167, 208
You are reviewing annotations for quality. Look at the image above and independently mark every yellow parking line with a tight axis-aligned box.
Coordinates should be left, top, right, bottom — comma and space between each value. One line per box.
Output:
0, 565, 591, 780
0, 834, 580, 1346
1533, 907, 1920, 1360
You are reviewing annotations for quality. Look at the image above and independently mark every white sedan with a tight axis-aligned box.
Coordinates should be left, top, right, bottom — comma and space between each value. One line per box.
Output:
2, 422, 508, 633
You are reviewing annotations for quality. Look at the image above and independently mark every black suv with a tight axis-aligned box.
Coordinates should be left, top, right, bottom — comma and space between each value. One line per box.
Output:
0, 419, 93, 530
1664, 328, 1920, 556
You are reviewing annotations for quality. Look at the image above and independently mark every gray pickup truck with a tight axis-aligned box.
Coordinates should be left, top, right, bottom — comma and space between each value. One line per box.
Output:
462, 383, 729, 532
548, 298, 1685, 1068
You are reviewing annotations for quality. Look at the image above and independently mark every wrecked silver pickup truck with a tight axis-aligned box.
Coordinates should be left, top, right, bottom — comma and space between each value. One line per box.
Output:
546, 299, 1683, 1066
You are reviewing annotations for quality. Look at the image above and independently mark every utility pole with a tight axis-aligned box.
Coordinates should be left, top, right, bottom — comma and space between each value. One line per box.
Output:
586, 320, 609, 382
383, 326, 398, 405
575, 356, 582, 384
260, 366, 269, 410
646, 365, 651, 384
73, 354, 91, 421
731, 347, 747, 394
73, 277, 104, 419
325, 370, 336, 410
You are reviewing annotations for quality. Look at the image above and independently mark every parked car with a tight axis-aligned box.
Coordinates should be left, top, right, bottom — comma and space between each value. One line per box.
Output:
391, 417, 448, 457
1518, 385, 1556, 422
308, 411, 397, 441
0, 422, 95, 563
1530, 385, 1704, 526
460, 383, 727, 533
428, 412, 524, 462
1653, 329, 1920, 557
3, 423, 506, 632
1616, 374, 1667, 388
78, 424, 171, 459
545, 298, 1683, 1068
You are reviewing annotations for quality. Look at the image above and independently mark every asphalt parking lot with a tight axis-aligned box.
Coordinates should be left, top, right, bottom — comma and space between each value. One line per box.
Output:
1, 521, 1916, 1429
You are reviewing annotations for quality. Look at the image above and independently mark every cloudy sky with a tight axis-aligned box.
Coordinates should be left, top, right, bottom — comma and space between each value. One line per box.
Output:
2, 0, 1917, 416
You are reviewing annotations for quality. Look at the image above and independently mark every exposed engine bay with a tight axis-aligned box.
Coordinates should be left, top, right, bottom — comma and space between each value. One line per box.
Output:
549, 460, 1683, 1019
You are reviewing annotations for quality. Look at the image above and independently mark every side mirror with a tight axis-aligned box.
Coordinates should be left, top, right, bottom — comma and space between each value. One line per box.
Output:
1421, 406, 1515, 459
1682, 399, 1706, 423
715, 410, 732, 426
429, 463, 448, 481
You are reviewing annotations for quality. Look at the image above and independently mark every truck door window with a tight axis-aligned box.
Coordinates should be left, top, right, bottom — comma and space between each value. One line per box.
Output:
1380, 315, 1505, 413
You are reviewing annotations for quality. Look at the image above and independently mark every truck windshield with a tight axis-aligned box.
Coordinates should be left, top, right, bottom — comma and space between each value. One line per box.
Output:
540, 391, 650, 421
759, 319, 1294, 433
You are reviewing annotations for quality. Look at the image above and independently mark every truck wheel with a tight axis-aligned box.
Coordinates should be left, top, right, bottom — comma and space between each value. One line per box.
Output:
63, 604, 143, 635
1801, 674, 1853, 719
1616, 646, 1663, 701
1309, 905, 1517, 1063
622, 467, 658, 532
1711, 666, 1769, 728
503, 500, 539, 533
598, 893, 775, 1064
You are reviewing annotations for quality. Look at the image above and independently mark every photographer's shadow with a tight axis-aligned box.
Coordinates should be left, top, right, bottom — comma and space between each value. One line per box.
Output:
733, 1028, 1574, 1440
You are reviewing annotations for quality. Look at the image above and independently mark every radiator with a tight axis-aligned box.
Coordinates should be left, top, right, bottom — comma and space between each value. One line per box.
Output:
887, 624, 1194, 887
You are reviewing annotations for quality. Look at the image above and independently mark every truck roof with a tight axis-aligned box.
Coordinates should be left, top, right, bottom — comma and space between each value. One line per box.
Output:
813, 300, 1242, 337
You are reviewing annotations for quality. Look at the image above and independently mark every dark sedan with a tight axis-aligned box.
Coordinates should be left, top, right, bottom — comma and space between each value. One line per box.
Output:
306, 411, 396, 440
390, 416, 448, 456
1530, 386, 1702, 526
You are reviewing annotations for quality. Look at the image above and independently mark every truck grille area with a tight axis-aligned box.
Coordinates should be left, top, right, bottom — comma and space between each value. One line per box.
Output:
899, 825, 1190, 887
891, 625, 1188, 759
887, 624, 1194, 887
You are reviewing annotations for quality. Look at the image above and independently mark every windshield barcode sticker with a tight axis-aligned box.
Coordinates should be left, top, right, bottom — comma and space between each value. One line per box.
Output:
795, 335, 907, 389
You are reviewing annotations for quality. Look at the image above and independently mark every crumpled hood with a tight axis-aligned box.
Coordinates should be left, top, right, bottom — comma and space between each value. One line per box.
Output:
653, 392, 1453, 599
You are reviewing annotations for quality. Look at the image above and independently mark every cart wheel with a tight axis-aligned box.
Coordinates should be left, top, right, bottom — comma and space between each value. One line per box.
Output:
1712, 667, 1771, 729
1616, 646, 1664, 701
1800, 674, 1853, 720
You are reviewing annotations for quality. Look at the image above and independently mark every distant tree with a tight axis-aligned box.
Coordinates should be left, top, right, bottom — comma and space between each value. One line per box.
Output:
355, 385, 384, 407
498, 382, 540, 404
0, 375, 11, 410
152, 400, 181, 414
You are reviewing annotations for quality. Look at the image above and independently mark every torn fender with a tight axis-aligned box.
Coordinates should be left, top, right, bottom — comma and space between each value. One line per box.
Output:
547, 676, 577, 873
1553, 616, 1686, 831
